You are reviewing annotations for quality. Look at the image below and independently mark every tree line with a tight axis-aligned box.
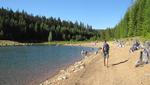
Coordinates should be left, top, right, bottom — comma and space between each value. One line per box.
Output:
0, 0, 149, 42
0, 7, 100, 42
102, 0, 150, 40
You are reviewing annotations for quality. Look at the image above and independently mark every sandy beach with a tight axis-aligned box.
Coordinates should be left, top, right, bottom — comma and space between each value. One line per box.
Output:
40, 42, 150, 85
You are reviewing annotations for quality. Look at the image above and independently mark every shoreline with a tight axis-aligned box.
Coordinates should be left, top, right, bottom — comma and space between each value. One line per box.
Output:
39, 42, 101, 85
0, 40, 33, 46
0, 40, 99, 47
39, 51, 99, 85
39, 41, 150, 85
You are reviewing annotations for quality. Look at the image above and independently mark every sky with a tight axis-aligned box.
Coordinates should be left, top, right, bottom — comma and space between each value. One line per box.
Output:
0, 0, 132, 29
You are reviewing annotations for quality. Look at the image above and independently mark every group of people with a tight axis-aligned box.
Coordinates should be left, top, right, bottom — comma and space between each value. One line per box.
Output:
129, 41, 141, 53
100, 40, 150, 68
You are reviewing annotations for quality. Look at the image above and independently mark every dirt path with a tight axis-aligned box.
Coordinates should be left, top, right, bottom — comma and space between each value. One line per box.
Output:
42, 42, 150, 85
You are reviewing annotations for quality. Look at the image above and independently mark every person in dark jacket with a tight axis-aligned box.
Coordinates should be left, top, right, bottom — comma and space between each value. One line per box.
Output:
102, 40, 110, 67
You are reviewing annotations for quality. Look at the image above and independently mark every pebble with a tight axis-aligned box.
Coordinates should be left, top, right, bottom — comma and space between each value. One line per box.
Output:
80, 65, 84, 69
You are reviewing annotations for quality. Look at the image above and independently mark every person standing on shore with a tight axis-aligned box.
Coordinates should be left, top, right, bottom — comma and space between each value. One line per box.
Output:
102, 40, 110, 67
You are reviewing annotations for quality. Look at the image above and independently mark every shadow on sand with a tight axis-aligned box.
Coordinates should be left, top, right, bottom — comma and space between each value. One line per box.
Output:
112, 59, 128, 66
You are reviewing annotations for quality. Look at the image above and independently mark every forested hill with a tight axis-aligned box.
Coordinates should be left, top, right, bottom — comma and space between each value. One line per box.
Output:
111, 0, 150, 39
97, 0, 150, 40
0, 8, 100, 42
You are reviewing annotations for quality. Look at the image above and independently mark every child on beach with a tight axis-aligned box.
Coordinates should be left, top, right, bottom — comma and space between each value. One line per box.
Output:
102, 40, 110, 67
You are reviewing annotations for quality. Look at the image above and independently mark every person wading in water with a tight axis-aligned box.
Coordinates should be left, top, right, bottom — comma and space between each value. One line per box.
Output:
102, 40, 110, 67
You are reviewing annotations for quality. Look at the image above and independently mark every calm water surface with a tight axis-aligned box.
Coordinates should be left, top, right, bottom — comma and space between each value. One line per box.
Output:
0, 45, 97, 85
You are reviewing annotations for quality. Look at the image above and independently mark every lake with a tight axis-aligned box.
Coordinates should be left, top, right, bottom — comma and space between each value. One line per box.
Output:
0, 45, 97, 85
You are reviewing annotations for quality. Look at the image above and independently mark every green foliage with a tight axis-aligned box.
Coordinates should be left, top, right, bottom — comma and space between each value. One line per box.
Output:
0, 8, 100, 42
96, 0, 150, 41
1, 0, 150, 42
144, 33, 150, 40
109, 0, 150, 40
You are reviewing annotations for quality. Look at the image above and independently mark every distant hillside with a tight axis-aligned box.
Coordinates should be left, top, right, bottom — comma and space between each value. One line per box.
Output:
0, 8, 100, 42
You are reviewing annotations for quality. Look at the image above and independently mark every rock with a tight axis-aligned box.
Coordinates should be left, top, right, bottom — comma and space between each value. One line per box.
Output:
43, 80, 50, 85
67, 66, 75, 72
62, 76, 67, 79
77, 61, 82, 64
57, 75, 68, 81
73, 70, 78, 73
73, 68, 80, 72
57, 77, 63, 81
71, 68, 75, 71
80, 65, 84, 69
74, 64, 79, 68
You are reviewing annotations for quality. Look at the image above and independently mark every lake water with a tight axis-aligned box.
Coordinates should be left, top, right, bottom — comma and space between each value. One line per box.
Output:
0, 45, 97, 85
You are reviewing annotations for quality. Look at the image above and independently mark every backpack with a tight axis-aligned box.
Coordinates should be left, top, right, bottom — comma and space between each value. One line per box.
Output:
103, 43, 109, 52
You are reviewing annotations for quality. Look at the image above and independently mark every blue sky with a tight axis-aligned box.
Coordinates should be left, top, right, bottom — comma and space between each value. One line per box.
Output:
0, 0, 132, 29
